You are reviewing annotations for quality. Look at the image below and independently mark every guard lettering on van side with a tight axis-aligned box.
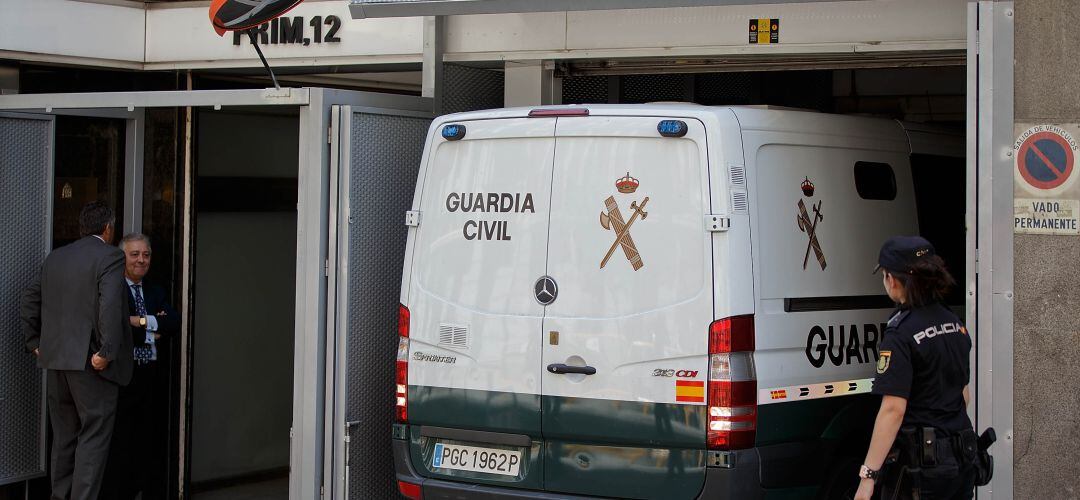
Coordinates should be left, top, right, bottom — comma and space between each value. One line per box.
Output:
445, 192, 535, 241
804, 323, 884, 368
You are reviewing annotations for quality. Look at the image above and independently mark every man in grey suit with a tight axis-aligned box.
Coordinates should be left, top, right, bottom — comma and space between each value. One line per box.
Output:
20, 201, 133, 500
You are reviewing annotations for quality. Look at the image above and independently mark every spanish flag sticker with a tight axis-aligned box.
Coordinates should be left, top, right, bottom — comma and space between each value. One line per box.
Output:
675, 380, 705, 403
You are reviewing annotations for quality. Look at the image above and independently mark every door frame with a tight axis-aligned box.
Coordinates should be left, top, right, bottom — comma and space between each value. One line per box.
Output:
0, 88, 432, 500
967, 3, 1014, 499
0, 107, 139, 487
4, 107, 143, 234
0, 111, 53, 486
323, 97, 432, 500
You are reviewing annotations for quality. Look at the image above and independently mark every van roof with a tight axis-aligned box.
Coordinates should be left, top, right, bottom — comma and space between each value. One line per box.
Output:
435, 104, 910, 146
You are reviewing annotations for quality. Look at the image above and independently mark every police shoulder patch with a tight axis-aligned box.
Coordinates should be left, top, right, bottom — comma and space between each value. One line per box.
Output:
876, 350, 892, 374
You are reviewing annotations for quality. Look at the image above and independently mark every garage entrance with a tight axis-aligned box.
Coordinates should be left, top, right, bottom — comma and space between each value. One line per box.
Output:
349, 0, 1014, 498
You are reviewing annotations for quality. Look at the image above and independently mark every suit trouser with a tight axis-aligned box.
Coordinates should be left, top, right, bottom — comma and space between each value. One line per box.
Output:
101, 362, 163, 500
47, 368, 120, 500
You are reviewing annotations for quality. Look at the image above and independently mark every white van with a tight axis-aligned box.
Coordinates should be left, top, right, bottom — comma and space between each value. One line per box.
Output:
391, 104, 963, 499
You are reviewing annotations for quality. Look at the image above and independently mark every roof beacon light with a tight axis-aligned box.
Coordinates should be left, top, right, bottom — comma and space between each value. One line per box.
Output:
658, 120, 688, 138
442, 124, 466, 141
528, 108, 590, 117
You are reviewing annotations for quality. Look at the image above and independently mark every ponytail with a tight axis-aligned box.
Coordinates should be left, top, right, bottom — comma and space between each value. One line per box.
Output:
890, 255, 956, 307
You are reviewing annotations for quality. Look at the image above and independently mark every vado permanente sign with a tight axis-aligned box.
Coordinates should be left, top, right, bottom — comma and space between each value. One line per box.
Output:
1013, 123, 1080, 235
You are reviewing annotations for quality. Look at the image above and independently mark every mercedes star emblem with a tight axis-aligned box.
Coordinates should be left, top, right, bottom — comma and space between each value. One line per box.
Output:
534, 276, 558, 305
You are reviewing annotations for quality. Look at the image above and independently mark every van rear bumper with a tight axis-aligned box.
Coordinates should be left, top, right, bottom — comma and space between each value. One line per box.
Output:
696, 449, 765, 500
392, 439, 601, 499
393, 439, 766, 499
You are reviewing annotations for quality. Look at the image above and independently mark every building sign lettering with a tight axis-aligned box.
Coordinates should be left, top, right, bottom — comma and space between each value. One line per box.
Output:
232, 15, 343, 46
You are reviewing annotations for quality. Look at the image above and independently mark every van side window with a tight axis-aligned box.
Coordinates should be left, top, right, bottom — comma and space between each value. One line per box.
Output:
853, 161, 897, 200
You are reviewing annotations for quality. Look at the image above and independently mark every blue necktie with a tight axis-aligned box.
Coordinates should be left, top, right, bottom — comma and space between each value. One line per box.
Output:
132, 284, 146, 316
132, 284, 156, 363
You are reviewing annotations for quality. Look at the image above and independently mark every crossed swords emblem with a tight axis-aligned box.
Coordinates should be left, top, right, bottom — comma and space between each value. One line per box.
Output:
796, 199, 827, 270
599, 195, 649, 270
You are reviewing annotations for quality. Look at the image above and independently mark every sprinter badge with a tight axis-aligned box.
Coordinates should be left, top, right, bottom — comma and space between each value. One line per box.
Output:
796, 178, 827, 271
600, 195, 649, 271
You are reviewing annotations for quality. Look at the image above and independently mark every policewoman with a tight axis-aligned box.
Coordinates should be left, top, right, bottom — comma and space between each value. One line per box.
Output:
855, 236, 977, 500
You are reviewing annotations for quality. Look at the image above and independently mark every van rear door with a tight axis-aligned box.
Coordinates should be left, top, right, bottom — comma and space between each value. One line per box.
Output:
404, 117, 554, 489
541, 116, 714, 499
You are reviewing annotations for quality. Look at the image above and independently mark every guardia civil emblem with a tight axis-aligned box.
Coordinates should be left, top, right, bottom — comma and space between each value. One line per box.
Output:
796, 177, 827, 271
599, 173, 648, 271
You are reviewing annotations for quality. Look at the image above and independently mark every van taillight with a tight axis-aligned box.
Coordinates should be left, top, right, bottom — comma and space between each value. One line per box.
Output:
399, 304, 411, 338
396, 304, 410, 423
709, 315, 754, 353
398, 480, 422, 500
707, 315, 756, 450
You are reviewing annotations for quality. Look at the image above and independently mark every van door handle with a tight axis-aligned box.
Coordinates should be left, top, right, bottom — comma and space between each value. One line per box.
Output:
547, 364, 596, 375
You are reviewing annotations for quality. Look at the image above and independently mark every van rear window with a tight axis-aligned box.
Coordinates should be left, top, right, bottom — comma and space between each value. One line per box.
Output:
854, 161, 897, 200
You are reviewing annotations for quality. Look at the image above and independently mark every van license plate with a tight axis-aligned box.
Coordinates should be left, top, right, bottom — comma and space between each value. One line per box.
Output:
432, 443, 522, 476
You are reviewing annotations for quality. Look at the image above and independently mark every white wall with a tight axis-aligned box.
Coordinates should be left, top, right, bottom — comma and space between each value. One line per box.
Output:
0, 0, 145, 67
443, 0, 968, 61
144, 0, 423, 70
1, 0, 967, 71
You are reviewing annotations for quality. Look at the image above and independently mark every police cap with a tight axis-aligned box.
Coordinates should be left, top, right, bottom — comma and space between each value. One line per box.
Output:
873, 235, 935, 274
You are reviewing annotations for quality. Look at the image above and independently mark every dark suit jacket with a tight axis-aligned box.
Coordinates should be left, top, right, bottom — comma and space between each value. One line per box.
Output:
126, 280, 179, 347
20, 235, 134, 385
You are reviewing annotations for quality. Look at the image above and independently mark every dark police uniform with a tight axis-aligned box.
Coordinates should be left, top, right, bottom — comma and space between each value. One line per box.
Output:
872, 300, 976, 498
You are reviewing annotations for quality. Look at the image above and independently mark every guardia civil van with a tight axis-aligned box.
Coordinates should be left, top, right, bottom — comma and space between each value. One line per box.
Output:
391, 104, 962, 499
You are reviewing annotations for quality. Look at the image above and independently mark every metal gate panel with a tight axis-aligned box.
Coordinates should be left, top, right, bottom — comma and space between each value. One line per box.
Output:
693, 73, 758, 105
337, 108, 430, 499
0, 113, 52, 485
619, 73, 692, 103
561, 75, 610, 104
442, 63, 504, 115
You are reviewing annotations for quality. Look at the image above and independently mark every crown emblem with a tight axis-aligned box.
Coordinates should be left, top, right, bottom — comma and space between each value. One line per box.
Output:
616, 172, 640, 194
801, 177, 815, 197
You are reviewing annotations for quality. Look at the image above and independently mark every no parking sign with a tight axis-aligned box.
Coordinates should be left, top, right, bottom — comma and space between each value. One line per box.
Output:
1014, 124, 1080, 235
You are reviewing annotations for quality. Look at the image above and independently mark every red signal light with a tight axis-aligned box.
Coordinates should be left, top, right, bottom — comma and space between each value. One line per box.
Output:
706, 315, 757, 450
397, 480, 422, 500
399, 304, 410, 338
396, 304, 410, 423
528, 108, 590, 117
709, 315, 755, 354
706, 380, 757, 450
